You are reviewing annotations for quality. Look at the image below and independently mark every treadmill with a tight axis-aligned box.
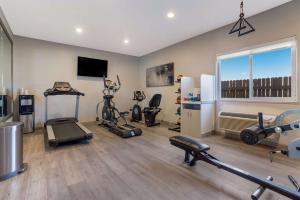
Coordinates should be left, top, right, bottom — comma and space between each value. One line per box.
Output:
44, 82, 93, 147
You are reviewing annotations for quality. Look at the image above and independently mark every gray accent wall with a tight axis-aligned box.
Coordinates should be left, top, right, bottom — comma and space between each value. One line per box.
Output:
14, 36, 139, 127
138, 1, 300, 144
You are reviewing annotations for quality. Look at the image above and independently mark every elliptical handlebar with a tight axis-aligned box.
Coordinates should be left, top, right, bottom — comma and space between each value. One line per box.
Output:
142, 91, 146, 99
102, 76, 108, 95
103, 76, 108, 88
102, 75, 121, 95
117, 75, 121, 88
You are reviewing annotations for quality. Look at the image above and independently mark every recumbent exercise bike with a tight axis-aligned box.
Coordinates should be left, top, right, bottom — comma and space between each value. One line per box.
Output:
131, 90, 162, 127
170, 109, 300, 200
97, 75, 142, 138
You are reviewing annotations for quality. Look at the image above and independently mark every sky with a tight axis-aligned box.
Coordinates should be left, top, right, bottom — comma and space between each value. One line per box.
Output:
220, 48, 292, 81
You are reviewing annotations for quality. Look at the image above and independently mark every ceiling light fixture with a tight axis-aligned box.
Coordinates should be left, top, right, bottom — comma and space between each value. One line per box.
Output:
167, 12, 175, 19
75, 27, 83, 34
123, 39, 129, 44
229, 0, 255, 37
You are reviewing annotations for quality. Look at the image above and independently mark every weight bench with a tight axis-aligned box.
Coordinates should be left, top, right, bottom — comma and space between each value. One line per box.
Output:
169, 136, 211, 166
169, 135, 300, 200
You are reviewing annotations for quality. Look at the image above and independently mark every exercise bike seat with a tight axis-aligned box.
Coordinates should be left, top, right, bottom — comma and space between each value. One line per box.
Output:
119, 111, 129, 117
169, 136, 210, 153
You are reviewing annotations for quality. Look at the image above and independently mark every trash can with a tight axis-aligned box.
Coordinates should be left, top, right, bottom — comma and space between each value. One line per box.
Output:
0, 122, 26, 181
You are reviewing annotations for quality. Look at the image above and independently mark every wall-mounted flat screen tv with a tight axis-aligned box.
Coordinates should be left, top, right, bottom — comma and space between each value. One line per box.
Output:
77, 56, 108, 77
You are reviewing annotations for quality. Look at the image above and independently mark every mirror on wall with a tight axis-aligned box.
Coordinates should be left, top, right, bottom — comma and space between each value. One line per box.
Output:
0, 21, 12, 121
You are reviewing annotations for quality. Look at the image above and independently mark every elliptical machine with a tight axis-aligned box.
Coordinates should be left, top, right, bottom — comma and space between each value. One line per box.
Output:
97, 75, 142, 138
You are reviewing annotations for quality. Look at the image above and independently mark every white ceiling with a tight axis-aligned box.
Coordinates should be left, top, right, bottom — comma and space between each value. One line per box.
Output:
0, 0, 292, 56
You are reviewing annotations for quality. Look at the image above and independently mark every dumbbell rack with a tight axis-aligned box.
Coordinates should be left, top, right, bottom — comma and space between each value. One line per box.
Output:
168, 75, 182, 132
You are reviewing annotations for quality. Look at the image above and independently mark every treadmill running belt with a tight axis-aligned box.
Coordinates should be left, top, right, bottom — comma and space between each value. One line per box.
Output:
52, 122, 87, 143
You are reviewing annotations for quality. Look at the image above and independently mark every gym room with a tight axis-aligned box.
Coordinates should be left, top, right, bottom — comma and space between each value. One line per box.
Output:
0, 0, 299, 199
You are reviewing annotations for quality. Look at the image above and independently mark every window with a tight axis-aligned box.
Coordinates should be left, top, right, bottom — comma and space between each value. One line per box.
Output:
217, 38, 297, 102
220, 56, 250, 98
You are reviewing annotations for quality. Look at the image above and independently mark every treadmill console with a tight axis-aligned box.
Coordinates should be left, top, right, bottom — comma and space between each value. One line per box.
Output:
53, 82, 72, 92
44, 82, 84, 96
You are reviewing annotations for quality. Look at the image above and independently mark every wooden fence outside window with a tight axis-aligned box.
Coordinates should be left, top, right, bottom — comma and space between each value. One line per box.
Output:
221, 76, 291, 98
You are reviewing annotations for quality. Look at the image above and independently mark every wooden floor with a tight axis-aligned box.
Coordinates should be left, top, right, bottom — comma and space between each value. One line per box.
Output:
0, 122, 299, 200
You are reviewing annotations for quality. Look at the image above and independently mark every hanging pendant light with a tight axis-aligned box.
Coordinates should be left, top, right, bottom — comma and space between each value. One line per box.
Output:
229, 0, 255, 37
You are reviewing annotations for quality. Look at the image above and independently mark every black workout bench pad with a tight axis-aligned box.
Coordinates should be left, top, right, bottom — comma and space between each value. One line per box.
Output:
170, 135, 211, 166
170, 136, 210, 153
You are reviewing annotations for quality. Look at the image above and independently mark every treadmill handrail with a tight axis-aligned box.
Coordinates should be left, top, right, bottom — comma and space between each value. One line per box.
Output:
44, 82, 83, 121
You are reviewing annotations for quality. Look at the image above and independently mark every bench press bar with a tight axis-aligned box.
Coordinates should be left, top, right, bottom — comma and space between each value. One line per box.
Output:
170, 136, 300, 200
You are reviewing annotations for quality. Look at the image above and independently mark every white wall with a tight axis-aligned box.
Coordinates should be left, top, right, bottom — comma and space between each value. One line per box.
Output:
14, 36, 139, 127
138, 1, 300, 145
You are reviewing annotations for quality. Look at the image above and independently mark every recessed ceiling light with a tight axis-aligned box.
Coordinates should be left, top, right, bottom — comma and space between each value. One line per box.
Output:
167, 12, 175, 18
124, 39, 129, 44
75, 27, 83, 33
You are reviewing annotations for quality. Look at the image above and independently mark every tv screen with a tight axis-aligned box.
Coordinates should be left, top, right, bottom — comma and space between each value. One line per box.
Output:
77, 56, 108, 77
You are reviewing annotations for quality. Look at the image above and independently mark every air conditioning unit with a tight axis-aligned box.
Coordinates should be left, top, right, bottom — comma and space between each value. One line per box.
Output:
218, 112, 279, 147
